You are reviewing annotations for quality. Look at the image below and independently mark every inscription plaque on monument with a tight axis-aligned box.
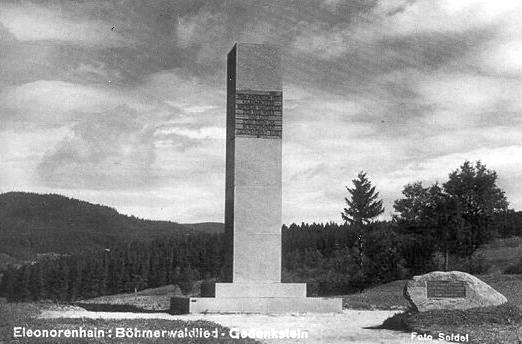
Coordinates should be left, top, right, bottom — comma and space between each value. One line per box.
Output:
427, 280, 467, 298
235, 91, 282, 138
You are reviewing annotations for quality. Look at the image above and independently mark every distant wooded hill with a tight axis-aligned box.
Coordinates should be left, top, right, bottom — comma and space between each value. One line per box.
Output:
0, 192, 223, 267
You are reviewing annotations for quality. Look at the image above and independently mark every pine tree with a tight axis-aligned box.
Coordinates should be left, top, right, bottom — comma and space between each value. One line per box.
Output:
342, 171, 384, 271
342, 171, 384, 225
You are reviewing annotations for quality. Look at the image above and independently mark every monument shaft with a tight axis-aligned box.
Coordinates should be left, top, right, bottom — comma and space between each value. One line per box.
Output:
225, 43, 283, 283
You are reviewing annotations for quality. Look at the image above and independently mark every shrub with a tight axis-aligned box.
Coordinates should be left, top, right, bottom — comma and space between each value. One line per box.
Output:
504, 259, 522, 274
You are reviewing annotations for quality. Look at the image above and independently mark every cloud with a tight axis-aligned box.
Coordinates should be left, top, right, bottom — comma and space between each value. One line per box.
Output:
142, 70, 225, 111
156, 127, 224, 140
416, 73, 522, 127
0, 3, 131, 46
478, 40, 522, 76
113, 184, 224, 223
377, 145, 522, 208
153, 125, 225, 152
2, 81, 113, 120
291, 23, 353, 60
0, 80, 158, 127
36, 105, 157, 190
177, 9, 222, 47
289, 0, 518, 69
0, 21, 15, 42
375, 0, 521, 36
0, 127, 71, 191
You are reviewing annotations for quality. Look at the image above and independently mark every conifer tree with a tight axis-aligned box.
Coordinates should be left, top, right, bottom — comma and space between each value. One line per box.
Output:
342, 171, 384, 270
342, 171, 384, 225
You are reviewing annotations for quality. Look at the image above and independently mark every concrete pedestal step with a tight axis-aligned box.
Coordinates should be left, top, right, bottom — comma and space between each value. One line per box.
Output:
214, 283, 306, 298
170, 296, 343, 314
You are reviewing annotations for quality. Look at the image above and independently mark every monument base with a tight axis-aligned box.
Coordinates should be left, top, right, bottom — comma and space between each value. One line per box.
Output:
215, 282, 306, 297
170, 296, 342, 314
170, 282, 342, 314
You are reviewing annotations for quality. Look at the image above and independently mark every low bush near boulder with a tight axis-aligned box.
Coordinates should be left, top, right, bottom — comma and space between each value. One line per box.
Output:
504, 259, 522, 274
380, 303, 522, 344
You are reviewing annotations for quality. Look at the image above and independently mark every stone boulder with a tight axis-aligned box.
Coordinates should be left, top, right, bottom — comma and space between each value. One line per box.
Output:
404, 271, 507, 312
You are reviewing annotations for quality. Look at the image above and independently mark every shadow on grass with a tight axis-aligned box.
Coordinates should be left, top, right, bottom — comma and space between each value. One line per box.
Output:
364, 311, 412, 332
73, 302, 168, 313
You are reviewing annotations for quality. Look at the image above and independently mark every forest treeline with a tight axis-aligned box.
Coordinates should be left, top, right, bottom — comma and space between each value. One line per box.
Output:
282, 212, 522, 295
1, 161, 521, 300
1, 211, 520, 301
0, 233, 224, 302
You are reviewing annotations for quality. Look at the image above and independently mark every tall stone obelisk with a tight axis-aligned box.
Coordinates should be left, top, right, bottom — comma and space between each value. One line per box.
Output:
171, 43, 342, 314
224, 43, 283, 283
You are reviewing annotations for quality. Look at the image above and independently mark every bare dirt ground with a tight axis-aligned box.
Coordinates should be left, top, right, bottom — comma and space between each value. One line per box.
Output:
39, 308, 449, 344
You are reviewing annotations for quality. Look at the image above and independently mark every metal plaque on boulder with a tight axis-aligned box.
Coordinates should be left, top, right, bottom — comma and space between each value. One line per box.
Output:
404, 271, 507, 312
427, 280, 466, 298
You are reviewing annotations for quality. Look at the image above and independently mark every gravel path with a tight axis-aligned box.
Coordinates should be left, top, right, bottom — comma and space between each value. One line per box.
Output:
39, 308, 451, 344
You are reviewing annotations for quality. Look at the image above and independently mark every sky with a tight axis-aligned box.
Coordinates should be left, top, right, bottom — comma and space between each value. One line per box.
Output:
1, 0, 521, 224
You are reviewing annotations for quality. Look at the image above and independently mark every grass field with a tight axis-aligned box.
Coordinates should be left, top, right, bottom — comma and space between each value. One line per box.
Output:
74, 285, 185, 312
0, 303, 261, 344
342, 280, 409, 310
475, 236, 522, 273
